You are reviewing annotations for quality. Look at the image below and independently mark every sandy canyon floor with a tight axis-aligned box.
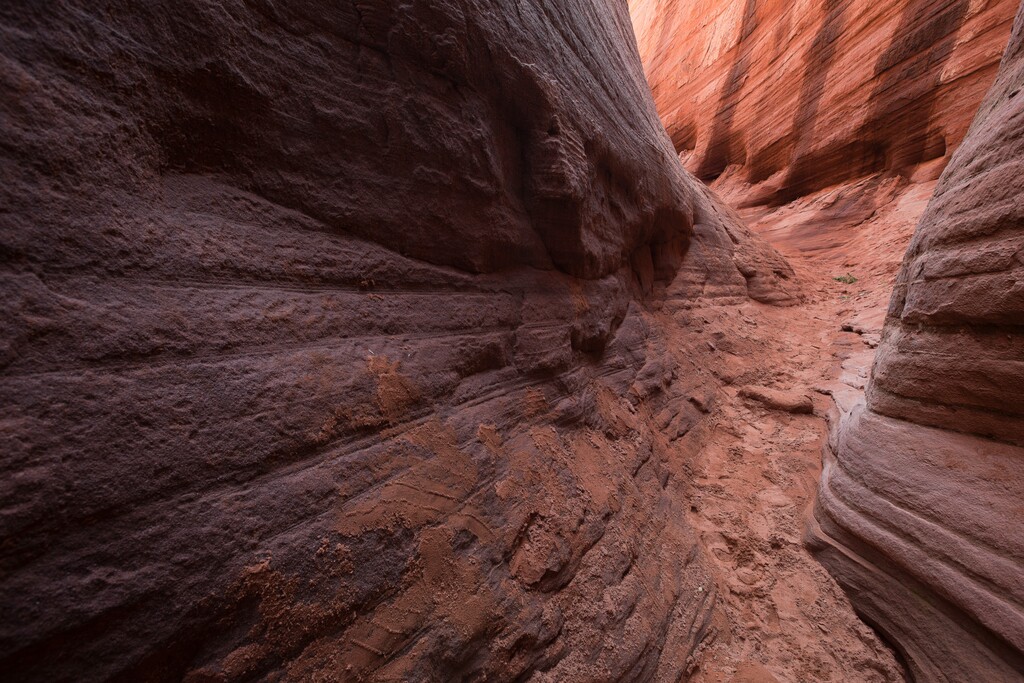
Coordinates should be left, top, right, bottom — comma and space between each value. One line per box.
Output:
673, 178, 935, 682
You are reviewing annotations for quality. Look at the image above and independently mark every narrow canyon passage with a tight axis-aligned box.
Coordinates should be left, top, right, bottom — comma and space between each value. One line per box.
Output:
631, 0, 1024, 678
3, 1, 1023, 681
652, 182, 925, 681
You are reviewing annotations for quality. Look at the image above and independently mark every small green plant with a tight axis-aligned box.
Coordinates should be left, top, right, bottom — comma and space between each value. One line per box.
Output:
833, 273, 858, 285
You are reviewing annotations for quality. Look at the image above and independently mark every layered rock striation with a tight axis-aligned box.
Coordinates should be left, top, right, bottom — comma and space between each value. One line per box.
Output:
808, 4, 1024, 680
629, 0, 1018, 205
0, 1, 795, 681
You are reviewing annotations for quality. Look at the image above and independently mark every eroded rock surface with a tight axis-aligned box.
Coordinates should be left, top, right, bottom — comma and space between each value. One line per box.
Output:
0, 1, 796, 681
809, 5, 1024, 680
630, 0, 1018, 202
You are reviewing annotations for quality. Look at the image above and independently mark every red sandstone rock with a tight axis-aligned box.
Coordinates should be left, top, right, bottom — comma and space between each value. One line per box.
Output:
809, 4, 1024, 680
0, 1, 796, 681
738, 385, 814, 414
630, 0, 1018, 202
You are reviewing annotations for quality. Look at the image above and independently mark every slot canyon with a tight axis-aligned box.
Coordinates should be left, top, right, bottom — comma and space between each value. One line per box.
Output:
0, 0, 1021, 681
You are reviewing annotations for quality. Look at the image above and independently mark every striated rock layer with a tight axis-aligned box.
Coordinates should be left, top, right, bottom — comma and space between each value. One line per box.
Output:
0, 1, 796, 681
808, 4, 1024, 681
629, 0, 1018, 205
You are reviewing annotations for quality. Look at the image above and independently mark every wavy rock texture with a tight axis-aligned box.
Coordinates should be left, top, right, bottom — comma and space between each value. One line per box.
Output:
808, 4, 1024, 681
629, 0, 1017, 204
0, 1, 797, 681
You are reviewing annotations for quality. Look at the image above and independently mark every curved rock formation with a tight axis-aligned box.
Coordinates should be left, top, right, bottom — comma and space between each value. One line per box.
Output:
809, 4, 1024, 680
630, 0, 1018, 203
0, 1, 796, 681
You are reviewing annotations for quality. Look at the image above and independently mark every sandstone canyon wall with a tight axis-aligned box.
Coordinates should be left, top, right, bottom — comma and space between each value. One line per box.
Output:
629, 0, 1018, 206
0, 1, 796, 681
808, 3, 1024, 681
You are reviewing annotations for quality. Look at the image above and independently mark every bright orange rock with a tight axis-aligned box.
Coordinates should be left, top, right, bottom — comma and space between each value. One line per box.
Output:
630, 0, 1018, 203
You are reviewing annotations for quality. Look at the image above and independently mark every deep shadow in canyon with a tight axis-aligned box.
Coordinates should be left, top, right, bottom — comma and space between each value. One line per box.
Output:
769, 0, 972, 205
695, 0, 759, 182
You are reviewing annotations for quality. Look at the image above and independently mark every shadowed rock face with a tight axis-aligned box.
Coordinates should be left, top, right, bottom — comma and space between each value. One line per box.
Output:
809, 4, 1024, 680
629, 0, 1018, 203
0, 1, 796, 681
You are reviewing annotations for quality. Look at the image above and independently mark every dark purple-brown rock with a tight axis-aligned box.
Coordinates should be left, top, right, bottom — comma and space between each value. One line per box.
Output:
0, 1, 795, 681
